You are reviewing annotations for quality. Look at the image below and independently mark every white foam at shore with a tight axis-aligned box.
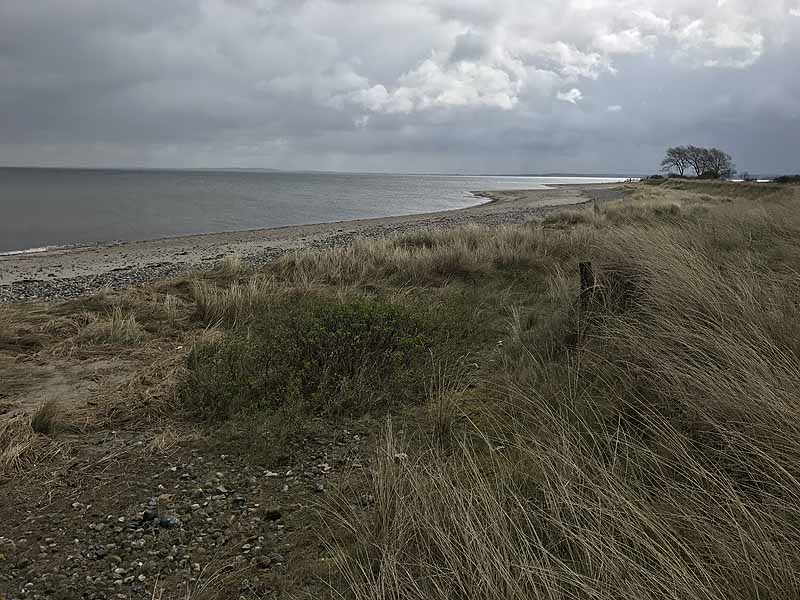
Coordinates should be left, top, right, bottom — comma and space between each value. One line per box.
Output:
0, 245, 65, 257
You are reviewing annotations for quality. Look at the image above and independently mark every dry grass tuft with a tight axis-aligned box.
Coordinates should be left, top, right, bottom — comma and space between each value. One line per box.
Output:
218, 254, 247, 277
1, 417, 38, 476
427, 357, 472, 447
79, 306, 144, 345
147, 559, 258, 600
191, 276, 283, 325
106, 307, 144, 343
1, 412, 70, 481
162, 293, 182, 324
100, 343, 187, 427
145, 426, 193, 455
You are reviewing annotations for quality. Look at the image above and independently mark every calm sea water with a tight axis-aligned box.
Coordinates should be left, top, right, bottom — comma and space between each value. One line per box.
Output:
0, 168, 625, 254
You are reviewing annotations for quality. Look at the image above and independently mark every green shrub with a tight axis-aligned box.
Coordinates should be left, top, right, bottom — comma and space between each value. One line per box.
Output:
642, 175, 667, 185
181, 297, 429, 424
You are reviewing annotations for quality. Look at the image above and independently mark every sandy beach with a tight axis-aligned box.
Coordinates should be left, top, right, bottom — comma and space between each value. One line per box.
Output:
0, 183, 623, 302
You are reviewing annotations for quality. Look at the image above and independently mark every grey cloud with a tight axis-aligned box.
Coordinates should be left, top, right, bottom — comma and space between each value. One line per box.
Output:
449, 30, 490, 63
0, 1, 798, 174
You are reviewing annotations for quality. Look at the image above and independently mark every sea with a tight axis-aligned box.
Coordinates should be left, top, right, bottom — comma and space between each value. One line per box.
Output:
0, 168, 627, 255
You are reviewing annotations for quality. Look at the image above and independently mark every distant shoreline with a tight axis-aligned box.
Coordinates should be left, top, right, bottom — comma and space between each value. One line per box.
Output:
0, 183, 625, 303
0, 165, 639, 178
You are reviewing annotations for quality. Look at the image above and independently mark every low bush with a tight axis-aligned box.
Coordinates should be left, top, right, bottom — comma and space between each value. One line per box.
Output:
181, 296, 429, 425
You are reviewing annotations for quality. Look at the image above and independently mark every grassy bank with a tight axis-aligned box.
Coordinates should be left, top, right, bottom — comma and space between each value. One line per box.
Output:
2, 180, 800, 598
326, 180, 800, 599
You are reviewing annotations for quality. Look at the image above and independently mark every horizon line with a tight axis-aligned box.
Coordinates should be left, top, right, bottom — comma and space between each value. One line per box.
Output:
0, 165, 644, 178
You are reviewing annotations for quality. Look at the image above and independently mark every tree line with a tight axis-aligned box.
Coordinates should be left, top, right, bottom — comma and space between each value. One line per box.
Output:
661, 146, 736, 179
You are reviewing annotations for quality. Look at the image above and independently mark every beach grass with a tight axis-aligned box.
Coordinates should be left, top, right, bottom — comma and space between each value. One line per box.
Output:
320, 180, 800, 600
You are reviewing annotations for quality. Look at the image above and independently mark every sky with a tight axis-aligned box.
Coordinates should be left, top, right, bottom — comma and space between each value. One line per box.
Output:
0, 0, 798, 174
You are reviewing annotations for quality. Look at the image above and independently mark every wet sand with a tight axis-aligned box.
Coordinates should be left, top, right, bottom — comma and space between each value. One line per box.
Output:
0, 184, 624, 302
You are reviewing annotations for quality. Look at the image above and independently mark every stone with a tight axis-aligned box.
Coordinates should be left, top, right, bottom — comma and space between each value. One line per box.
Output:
263, 508, 282, 522
159, 516, 180, 529
251, 556, 272, 571
142, 511, 158, 522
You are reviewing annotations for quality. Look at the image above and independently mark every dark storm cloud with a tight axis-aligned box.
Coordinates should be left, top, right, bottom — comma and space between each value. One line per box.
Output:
449, 30, 490, 63
1, 0, 798, 173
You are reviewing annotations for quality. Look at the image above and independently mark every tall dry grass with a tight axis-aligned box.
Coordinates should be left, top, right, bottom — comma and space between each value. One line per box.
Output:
79, 306, 144, 344
162, 293, 182, 324
218, 254, 248, 276
0, 414, 69, 481
191, 276, 284, 325
0, 417, 37, 477
325, 182, 800, 600
275, 223, 594, 289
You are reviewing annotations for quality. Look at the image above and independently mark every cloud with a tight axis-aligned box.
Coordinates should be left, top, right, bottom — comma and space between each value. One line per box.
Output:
557, 88, 584, 104
449, 30, 490, 63
342, 58, 520, 114
594, 29, 658, 55
0, 0, 798, 174
672, 18, 765, 68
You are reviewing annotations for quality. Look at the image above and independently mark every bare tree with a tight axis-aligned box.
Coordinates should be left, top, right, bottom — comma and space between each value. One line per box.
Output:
660, 146, 689, 176
659, 145, 737, 179
685, 146, 711, 177
705, 148, 736, 179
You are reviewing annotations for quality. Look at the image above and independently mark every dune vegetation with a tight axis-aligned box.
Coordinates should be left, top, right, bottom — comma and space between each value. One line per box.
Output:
2, 179, 800, 599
